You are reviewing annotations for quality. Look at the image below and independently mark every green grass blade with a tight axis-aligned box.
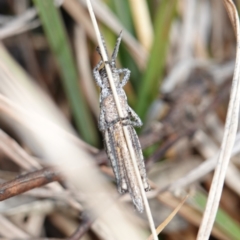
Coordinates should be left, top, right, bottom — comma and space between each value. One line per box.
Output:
194, 191, 240, 240
136, 0, 177, 120
33, 0, 98, 146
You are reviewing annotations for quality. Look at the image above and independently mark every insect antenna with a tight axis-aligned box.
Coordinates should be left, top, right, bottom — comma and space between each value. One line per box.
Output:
100, 34, 109, 58
111, 30, 123, 61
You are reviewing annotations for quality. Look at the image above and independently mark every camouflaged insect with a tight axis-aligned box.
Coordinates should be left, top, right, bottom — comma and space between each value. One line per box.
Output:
93, 31, 150, 212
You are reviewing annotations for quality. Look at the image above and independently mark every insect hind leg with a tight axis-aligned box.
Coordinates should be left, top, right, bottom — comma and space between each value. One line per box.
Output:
104, 128, 127, 193
129, 127, 150, 191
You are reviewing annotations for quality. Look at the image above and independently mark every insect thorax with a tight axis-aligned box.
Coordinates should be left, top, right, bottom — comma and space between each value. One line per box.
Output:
99, 67, 120, 88
102, 95, 129, 123
99, 67, 126, 103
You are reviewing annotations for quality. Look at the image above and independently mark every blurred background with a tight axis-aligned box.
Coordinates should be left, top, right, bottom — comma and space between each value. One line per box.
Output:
0, 0, 239, 239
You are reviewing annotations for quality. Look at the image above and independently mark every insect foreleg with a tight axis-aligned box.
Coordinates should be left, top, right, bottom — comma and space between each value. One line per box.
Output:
128, 107, 143, 127
118, 68, 131, 87
129, 127, 150, 191
104, 130, 121, 188
93, 60, 104, 87
107, 125, 128, 193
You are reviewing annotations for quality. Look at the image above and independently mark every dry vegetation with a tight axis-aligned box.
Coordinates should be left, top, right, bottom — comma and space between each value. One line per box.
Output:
0, 0, 239, 239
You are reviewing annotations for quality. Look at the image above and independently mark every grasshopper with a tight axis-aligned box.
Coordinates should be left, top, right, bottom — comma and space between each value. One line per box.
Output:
93, 31, 150, 212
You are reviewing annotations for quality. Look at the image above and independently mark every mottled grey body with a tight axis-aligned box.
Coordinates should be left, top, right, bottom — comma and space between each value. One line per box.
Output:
93, 32, 150, 212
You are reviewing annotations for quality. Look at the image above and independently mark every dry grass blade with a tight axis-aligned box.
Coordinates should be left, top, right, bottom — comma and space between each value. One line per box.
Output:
0, 215, 29, 238
155, 192, 237, 240
86, 0, 157, 239
167, 132, 240, 192
128, 0, 153, 50
62, 0, 97, 42
0, 93, 145, 240
33, 0, 99, 146
197, 1, 240, 239
0, 8, 37, 39
147, 195, 189, 240
0, 94, 97, 154
74, 25, 99, 117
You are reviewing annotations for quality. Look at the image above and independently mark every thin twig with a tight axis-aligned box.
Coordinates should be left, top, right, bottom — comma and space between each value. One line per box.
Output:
86, 1, 157, 239
0, 168, 60, 201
